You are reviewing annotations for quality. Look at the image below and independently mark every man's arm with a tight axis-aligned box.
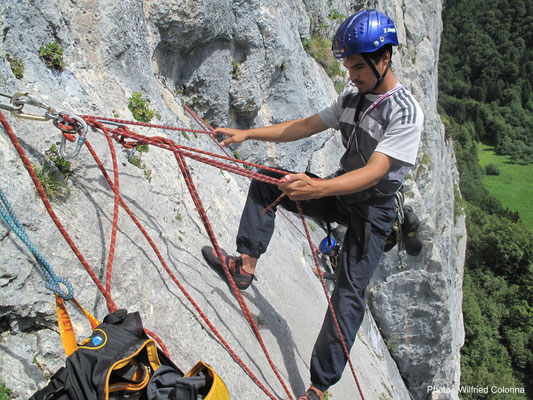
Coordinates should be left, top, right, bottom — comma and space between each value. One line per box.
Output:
214, 114, 328, 146
278, 152, 394, 200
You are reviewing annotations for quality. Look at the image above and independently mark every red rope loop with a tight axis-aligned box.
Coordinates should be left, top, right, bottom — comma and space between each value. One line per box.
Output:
1, 106, 367, 399
89, 110, 366, 399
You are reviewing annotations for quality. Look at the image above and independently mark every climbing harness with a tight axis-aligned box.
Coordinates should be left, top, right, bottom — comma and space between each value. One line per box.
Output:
1, 89, 368, 400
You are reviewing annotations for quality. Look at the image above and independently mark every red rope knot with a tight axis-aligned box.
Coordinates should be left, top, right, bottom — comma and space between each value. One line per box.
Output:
111, 126, 142, 149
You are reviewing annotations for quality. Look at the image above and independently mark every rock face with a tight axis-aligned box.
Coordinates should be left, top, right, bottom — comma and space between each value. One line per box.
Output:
0, 1, 464, 399
366, 2, 467, 400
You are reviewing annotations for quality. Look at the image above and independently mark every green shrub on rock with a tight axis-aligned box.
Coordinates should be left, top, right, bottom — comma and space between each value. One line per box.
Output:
39, 42, 64, 71
128, 92, 155, 123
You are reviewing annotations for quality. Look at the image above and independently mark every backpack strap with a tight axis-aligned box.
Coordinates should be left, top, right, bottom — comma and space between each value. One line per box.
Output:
108, 358, 151, 395
56, 296, 100, 357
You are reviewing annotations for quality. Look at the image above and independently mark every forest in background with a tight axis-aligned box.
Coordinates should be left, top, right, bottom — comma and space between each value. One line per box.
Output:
439, 0, 533, 397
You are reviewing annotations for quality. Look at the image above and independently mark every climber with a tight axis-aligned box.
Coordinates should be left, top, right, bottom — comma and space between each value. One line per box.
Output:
202, 9, 423, 400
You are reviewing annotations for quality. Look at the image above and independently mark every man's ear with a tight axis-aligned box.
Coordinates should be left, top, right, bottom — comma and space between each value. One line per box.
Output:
381, 49, 392, 65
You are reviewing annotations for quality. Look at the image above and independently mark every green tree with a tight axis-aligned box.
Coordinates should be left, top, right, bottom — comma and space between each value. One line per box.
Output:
485, 163, 500, 176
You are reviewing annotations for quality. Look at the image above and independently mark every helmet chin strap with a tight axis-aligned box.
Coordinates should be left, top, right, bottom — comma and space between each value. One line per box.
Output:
362, 53, 392, 92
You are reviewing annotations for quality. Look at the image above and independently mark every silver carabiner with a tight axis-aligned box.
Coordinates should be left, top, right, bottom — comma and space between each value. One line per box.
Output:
397, 249, 407, 270
59, 114, 88, 158
10, 92, 57, 121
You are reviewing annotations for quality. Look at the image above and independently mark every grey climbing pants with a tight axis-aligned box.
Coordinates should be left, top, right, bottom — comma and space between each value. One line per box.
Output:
236, 169, 396, 391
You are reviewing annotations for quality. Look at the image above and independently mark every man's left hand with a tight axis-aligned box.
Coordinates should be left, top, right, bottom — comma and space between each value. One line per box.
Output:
277, 173, 323, 200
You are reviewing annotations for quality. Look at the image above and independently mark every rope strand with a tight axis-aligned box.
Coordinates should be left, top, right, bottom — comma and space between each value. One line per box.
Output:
2, 104, 367, 399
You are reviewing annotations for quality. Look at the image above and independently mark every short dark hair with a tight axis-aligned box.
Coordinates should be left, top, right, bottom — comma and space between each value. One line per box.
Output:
366, 44, 393, 63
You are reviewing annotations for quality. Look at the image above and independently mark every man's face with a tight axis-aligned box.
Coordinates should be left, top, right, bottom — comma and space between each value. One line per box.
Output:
343, 53, 383, 94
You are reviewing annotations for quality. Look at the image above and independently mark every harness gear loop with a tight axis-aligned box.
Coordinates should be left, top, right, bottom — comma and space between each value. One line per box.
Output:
9, 91, 58, 121
55, 113, 88, 158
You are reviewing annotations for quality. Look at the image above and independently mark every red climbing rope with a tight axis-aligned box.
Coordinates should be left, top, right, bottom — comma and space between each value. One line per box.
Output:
82, 112, 365, 400
171, 107, 365, 400
295, 202, 365, 399
95, 120, 121, 314
2, 95, 368, 399
82, 136, 280, 399
170, 143, 295, 400
0, 110, 170, 354
81, 114, 214, 136
80, 111, 366, 400
2, 110, 288, 399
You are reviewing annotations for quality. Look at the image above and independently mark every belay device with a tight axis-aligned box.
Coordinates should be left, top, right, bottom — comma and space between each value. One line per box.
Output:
30, 309, 229, 400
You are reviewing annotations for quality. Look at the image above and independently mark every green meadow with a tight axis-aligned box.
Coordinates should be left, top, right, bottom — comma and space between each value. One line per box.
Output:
477, 143, 533, 231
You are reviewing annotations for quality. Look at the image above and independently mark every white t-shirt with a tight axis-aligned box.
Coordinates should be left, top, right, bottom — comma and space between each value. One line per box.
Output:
318, 83, 424, 195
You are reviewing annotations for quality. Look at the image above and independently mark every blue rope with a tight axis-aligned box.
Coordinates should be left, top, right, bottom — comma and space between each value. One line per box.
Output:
0, 187, 74, 300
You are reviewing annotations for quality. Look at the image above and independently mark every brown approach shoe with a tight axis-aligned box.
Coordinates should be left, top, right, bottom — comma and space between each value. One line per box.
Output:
201, 246, 254, 290
297, 388, 321, 400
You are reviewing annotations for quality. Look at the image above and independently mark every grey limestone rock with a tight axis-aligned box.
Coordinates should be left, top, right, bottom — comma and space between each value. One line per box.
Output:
0, 0, 464, 399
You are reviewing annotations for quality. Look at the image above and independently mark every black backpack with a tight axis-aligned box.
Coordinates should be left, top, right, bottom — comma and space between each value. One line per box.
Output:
30, 309, 218, 400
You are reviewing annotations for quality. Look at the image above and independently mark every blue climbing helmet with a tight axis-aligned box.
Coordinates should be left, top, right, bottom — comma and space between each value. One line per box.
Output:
332, 9, 399, 59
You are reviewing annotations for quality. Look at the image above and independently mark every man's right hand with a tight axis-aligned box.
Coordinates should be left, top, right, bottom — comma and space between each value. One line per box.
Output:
213, 127, 249, 146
